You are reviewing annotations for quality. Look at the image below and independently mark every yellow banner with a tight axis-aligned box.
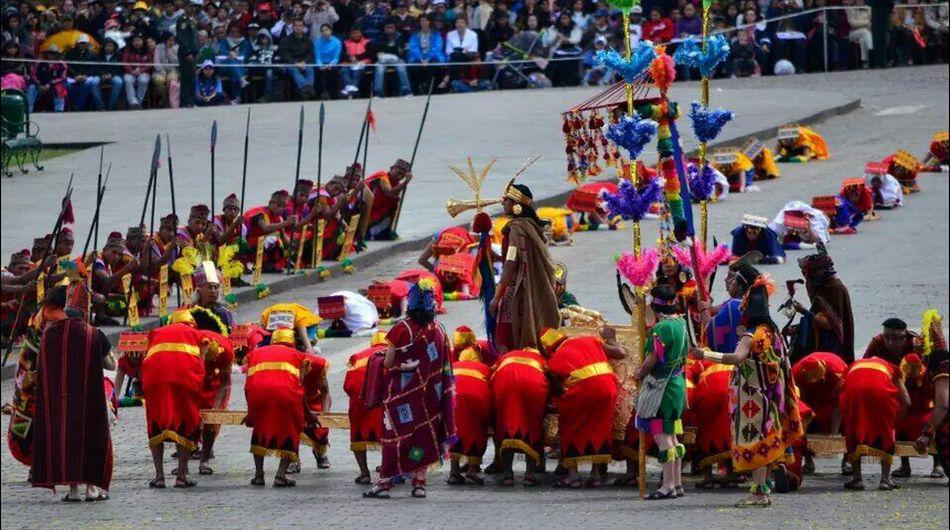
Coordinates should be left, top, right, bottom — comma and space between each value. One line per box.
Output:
36, 272, 45, 302
311, 219, 325, 269
158, 264, 169, 318
252, 238, 264, 286
180, 273, 194, 301
338, 214, 360, 261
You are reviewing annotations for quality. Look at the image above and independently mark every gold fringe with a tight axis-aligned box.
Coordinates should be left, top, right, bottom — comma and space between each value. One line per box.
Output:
698, 451, 731, 470
450, 453, 483, 466
148, 430, 197, 451
350, 442, 380, 452
561, 454, 613, 468
849, 445, 894, 466
250, 445, 300, 462
300, 433, 328, 454
500, 439, 541, 465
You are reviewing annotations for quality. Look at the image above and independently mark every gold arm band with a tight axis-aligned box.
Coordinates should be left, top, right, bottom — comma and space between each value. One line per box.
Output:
506, 245, 518, 262
704, 351, 725, 363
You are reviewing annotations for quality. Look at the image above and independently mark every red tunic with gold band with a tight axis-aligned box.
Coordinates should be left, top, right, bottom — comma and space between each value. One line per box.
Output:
244, 344, 306, 461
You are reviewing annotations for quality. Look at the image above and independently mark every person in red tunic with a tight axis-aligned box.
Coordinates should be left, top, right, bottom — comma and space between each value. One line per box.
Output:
299, 348, 332, 472
542, 328, 623, 488
141, 310, 213, 489
242, 190, 296, 272
448, 358, 492, 486
365, 159, 413, 241
839, 356, 910, 491
894, 353, 944, 479
417, 226, 476, 272
490, 347, 549, 487
792, 351, 849, 474
30, 284, 116, 502
691, 360, 736, 488
863, 318, 921, 367
244, 327, 308, 488
344, 332, 388, 484
188, 303, 235, 476
451, 325, 490, 363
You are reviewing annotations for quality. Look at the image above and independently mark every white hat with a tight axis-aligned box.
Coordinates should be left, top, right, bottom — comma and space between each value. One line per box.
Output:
741, 214, 769, 228
77, 34, 90, 44
432, 0, 446, 5
200, 59, 215, 69
46, 44, 61, 53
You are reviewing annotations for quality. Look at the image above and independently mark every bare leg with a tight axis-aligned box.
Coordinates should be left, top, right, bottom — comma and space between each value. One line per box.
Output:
67, 484, 81, 500
150, 443, 165, 486
354, 450, 371, 480
200, 425, 217, 473
276, 458, 291, 481
253, 454, 265, 482
176, 445, 192, 484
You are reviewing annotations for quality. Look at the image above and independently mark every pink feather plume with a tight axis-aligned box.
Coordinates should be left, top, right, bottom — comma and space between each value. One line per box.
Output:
616, 248, 660, 287
673, 241, 731, 281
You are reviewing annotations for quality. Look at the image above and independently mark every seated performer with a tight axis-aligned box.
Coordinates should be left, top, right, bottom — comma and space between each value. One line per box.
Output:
344, 333, 387, 484
91, 231, 139, 326
636, 286, 689, 500
448, 356, 492, 486
863, 163, 904, 210
882, 150, 921, 194
320, 291, 379, 338
744, 139, 781, 181
921, 131, 948, 171
863, 318, 920, 367
839, 356, 910, 491
775, 125, 830, 163
365, 159, 413, 241
213, 193, 248, 247
417, 226, 476, 272
244, 327, 308, 488
490, 347, 549, 487
1, 249, 44, 342
177, 204, 214, 248
829, 179, 874, 235
242, 190, 295, 272
768, 201, 830, 251
143, 214, 180, 287
893, 353, 944, 480
730, 214, 786, 264
543, 328, 624, 488
141, 310, 224, 489
342, 163, 376, 249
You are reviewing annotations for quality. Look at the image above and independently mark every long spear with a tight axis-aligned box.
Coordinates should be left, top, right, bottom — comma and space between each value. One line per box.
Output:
93, 146, 104, 250
317, 103, 325, 190
352, 97, 373, 166
307, 103, 327, 270
166, 133, 176, 218
240, 108, 251, 215
139, 135, 163, 228
292, 105, 304, 192
81, 163, 112, 260
287, 106, 305, 270
391, 78, 434, 234
210, 120, 218, 216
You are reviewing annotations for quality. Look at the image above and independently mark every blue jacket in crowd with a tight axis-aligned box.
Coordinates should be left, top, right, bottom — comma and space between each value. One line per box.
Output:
407, 31, 446, 63
315, 35, 343, 65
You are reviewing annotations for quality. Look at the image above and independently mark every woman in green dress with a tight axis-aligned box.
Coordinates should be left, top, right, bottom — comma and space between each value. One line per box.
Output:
635, 285, 689, 500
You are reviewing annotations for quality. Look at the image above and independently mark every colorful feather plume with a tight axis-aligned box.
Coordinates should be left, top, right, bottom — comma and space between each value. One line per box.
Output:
686, 162, 718, 201
596, 42, 656, 84
649, 49, 677, 93
921, 309, 943, 356
606, 0, 640, 15
616, 248, 660, 287
672, 240, 731, 281
600, 178, 663, 222
690, 101, 734, 143
606, 113, 658, 160
673, 35, 730, 78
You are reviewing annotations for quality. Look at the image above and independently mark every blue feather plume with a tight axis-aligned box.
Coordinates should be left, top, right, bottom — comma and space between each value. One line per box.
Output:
690, 101, 734, 143
599, 178, 664, 222
596, 42, 656, 84
606, 113, 658, 160
673, 35, 731, 78
686, 162, 718, 201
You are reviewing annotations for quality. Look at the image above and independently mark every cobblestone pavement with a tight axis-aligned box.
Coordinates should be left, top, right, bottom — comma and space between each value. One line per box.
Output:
2, 65, 949, 529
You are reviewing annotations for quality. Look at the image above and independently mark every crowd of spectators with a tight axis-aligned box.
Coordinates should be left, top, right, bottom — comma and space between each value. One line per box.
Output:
1, 0, 947, 112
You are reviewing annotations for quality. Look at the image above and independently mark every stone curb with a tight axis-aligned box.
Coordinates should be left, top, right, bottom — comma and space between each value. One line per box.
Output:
0, 97, 861, 381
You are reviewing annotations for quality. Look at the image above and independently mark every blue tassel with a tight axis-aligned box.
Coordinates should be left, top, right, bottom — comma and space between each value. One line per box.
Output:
596, 42, 656, 84
686, 162, 718, 201
477, 232, 496, 342
690, 101, 734, 143
606, 112, 658, 160
673, 35, 730, 78
600, 179, 664, 222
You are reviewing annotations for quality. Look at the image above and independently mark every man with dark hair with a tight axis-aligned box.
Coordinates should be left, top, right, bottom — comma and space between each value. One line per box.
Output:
176, 0, 201, 107
30, 284, 116, 501
790, 249, 855, 364
278, 18, 317, 99
864, 318, 920, 366
374, 19, 412, 97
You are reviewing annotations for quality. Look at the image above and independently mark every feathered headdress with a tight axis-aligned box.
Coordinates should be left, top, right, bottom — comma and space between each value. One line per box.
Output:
921, 309, 943, 356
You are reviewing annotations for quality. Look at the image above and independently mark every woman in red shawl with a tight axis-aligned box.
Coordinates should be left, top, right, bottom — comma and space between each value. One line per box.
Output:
839, 356, 910, 491
244, 328, 307, 488
344, 333, 388, 484
363, 278, 456, 499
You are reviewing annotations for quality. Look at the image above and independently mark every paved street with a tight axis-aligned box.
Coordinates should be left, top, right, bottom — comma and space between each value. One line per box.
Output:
2, 65, 949, 528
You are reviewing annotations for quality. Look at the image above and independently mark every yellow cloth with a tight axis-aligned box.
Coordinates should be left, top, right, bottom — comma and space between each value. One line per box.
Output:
260, 303, 322, 330
492, 216, 511, 246
799, 126, 830, 160
536, 207, 575, 240
756, 147, 781, 178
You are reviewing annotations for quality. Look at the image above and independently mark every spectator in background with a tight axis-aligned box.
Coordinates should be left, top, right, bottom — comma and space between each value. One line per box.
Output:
543, 12, 582, 86
768, 0, 807, 73
891, 0, 925, 65
315, 23, 342, 99
305, 0, 340, 39
341, 26, 374, 96
374, 19, 412, 97
156, 0, 183, 35
570, 0, 591, 32
739, 7, 771, 67
196, 29, 216, 63
248, 29, 278, 101
216, 22, 250, 102
869, 0, 895, 68
27, 45, 67, 113
472, 0, 495, 31
675, 3, 704, 80
1, 40, 29, 92
253, 3, 278, 31
271, 7, 296, 43
845, 0, 874, 68
729, 28, 761, 76
278, 18, 316, 99
122, 32, 154, 109
153, 32, 180, 108
583, 10, 617, 49
65, 34, 101, 111
642, 6, 675, 44
803, 0, 840, 71
581, 35, 612, 85
924, 0, 949, 63
195, 59, 227, 106
444, 15, 480, 89
176, 0, 201, 108
517, 0, 551, 29
129, 1, 158, 40
487, 10, 516, 52
391, 1, 418, 38
96, 37, 124, 110
335, 0, 361, 34
359, 0, 389, 42
628, 6, 645, 48
408, 14, 446, 91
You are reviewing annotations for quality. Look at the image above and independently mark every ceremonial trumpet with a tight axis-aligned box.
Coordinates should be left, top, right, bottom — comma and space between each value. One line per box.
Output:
445, 197, 502, 218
